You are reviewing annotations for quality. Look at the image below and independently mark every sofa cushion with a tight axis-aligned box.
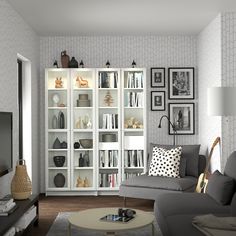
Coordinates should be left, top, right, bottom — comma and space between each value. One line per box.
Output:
150, 143, 200, 177
149, 146, 182, 178
121, 175, 197, 191
206, 170, 236, 205
179, 157, 187, 177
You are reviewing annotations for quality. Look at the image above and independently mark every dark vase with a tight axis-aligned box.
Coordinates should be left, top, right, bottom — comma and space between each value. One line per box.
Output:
74, 142, 80, 149
69, 57, 78, 68
60, 141, 67, 149
61, 50, 70, 68
83, 151, 90, 167
53, 138, 61, 149
79, 153, 84, 167
53, 156, 65, 167
58, 111, 65, 129
54, 173, 65, 187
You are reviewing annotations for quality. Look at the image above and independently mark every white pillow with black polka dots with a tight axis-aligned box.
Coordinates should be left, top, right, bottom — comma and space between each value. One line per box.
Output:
148, 146, 182, 178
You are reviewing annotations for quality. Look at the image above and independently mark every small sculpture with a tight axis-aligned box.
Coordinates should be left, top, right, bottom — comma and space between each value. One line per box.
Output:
76, 76, 88, 88
124, 117, 143, 129
75, 117, 81, 129
76, 176, 84, 187
61, 50, 70, 68
52, 93, 60, 106
84, 177, 89, 187
55, 77, 63, 88
104, 91, 114, 106
83, 151, 90, 167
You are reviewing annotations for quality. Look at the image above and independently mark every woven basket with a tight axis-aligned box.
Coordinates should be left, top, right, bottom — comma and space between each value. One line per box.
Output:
11, 160, 32, 200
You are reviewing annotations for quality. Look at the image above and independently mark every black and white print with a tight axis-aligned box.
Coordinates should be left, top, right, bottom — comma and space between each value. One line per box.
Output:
151, 91, 165, 111
148, 147, 182, 178
151, 68, 165, 87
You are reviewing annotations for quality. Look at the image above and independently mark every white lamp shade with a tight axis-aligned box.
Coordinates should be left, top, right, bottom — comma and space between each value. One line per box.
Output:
207, 87, 236, 116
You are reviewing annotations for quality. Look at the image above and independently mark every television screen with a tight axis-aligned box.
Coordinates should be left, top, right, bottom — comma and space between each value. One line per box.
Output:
0, 112, 13, 177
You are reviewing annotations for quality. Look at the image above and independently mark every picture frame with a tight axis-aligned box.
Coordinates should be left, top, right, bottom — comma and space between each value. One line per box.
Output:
151, 68, 165, 88
168, 67, 194, 99
168, 103, 195, 135
151, 91, 166, 111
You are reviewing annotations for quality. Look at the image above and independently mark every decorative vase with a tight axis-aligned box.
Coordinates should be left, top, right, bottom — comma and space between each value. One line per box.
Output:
74, 142, 80, 149
68, 57, 78, 68
52, 115, 58, 129
60, 141, 67, 149
53, 156, 65, 167
53, 138, 61, 149
58, 111, 65, 129
79, 153, 84, 167
61, 50, 70, 68
54, 173, 65, 187
83, 151, 90, 167
11, 160, 32, 200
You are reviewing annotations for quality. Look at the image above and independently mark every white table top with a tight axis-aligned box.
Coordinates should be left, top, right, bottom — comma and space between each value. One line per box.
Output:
68, 207, 154, 232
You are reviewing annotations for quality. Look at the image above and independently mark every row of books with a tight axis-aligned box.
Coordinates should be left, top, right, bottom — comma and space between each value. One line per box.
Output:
102, 113, 118, 129
100, 150, 118, 168
124, 150, 144, 167
0, 195, 17, 216
125, 172, 142, 179
126, 72, 143, 88
126, 92, 143, 107
99, 173, 119, 187
99, 72, 118, 88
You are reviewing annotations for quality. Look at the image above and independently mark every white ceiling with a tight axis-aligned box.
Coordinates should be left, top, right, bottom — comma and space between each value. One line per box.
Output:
7, 0, 236, 36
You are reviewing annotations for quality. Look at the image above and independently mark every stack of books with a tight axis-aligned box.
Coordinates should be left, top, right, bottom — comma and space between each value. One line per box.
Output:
0, 195, 17, 216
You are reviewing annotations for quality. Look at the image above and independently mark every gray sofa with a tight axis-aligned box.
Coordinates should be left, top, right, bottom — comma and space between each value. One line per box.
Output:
154, 151, 236, 236
119, 144, 205, 201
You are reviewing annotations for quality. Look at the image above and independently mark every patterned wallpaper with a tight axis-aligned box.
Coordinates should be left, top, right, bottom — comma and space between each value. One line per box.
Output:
0, 0, 39, 197
40, 36, 199, 191
198, 14, 222, 171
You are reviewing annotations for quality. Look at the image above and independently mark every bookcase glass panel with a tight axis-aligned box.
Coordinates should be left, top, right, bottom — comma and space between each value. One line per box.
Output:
73, 169, 94, 188
73, 132, 93, 149
124, 109, 144, 129
123, 71, 144, 89
47, 71, 69, 89
98, 109, 119, 129
73, 109, 93, 129
98, 71, 119, 88
48, 90, 67, 107
71, 70, 95, 89
73, 90, 93, 108
73, 150, 93, 168
98, 90, 118, 107
48, 132, 68, 149
48, 109, 67, 129
48, 151, 68, 168
48, 169, 68, 188
99, 169, 119, 188
124, 90, 144, 108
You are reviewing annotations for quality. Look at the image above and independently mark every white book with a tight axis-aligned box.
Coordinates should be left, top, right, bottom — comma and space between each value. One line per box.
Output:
104, 150, 109, 167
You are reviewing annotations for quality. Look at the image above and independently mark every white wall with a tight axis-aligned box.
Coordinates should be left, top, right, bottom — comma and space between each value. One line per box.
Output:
0, 0, 39, 197
40, 36, 199, 192
198, 14, 222, 171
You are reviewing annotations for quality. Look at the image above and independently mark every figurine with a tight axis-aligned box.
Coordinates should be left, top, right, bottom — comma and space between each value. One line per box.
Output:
84, 177, 89, 187
104, 91, 114, 106
75, 117, 81, 129
55, 77, 63, 88
76, 76, 88, 88
76, 176, 84, 187
124, 117, 143, 129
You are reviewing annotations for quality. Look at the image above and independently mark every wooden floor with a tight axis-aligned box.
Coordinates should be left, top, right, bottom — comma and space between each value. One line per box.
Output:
26, 195, 154, 236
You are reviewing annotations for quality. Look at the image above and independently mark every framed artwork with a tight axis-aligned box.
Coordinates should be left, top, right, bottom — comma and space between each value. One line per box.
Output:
168, 67, 194, 99
151, 91, 165, 111
168, 103, 195, 135
151, 68, 165, 88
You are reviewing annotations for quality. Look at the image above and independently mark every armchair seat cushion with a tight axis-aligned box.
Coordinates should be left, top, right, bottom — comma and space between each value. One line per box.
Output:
121, 175, 197, 192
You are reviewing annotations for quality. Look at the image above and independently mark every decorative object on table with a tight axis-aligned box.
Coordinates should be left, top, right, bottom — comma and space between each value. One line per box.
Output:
83, 151, 90, 167
61, 50, 70, 68
131, 60, 136, 68
168, 103, 195, 135
60, 141, 67, 149
168, 67, 194, 99
82, 114, 92, 129
104, 91, 114, 106
53, 60, 58, 68
75, 117, 81, 128
58, 103, 65, 107
102, 133, 116, 142
158, 115, 177, 145
151, 67, 165, 88
52, 115, 58, 129
52, 93, 60, 107
79, 153, 84, 167
53, 156, 66, 167
151, 91, 165, 111
105, 60, 110, 68
54, 173, 65, 187
68, 57, 78, 68
79, 60, 84, 68
55, 77, 63, 88
124, 117, 143, 129
79, 139, 93, 149
53, 137, 61, 149
84, 177, 90, 187
196, 137, 221, 193
77, 94, 90, 107
76, 76, 88, 88
11, 160, 32, 200
76, 176, 84, 187
58, 111, 65, 129
74, 142, 80, 149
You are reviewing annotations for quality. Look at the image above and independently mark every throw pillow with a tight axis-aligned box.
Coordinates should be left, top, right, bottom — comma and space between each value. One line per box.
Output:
148, 147, 182, 178
149, 144, 200, 177
206, 170, 236, 205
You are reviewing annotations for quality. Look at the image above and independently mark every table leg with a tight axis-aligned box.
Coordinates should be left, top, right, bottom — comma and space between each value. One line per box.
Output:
68, 222, 71, 236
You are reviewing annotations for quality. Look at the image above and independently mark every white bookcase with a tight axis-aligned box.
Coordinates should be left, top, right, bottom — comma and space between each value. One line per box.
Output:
45, 68, 146, 195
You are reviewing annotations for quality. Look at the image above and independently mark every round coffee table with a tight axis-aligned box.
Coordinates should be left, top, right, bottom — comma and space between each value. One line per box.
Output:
68, 207, 155, 235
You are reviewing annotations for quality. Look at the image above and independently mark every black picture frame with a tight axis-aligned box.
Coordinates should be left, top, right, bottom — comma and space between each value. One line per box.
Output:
151, 91, 166, 111
151, 68, 165, 88
168, 67, 194, 100
168, 103, 195, 135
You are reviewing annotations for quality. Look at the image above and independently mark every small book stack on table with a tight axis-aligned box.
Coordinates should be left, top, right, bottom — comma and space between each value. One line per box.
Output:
0, 195, 17, 216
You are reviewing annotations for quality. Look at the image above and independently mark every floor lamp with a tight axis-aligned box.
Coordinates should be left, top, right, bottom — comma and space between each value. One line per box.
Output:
207, 87, 236, 170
